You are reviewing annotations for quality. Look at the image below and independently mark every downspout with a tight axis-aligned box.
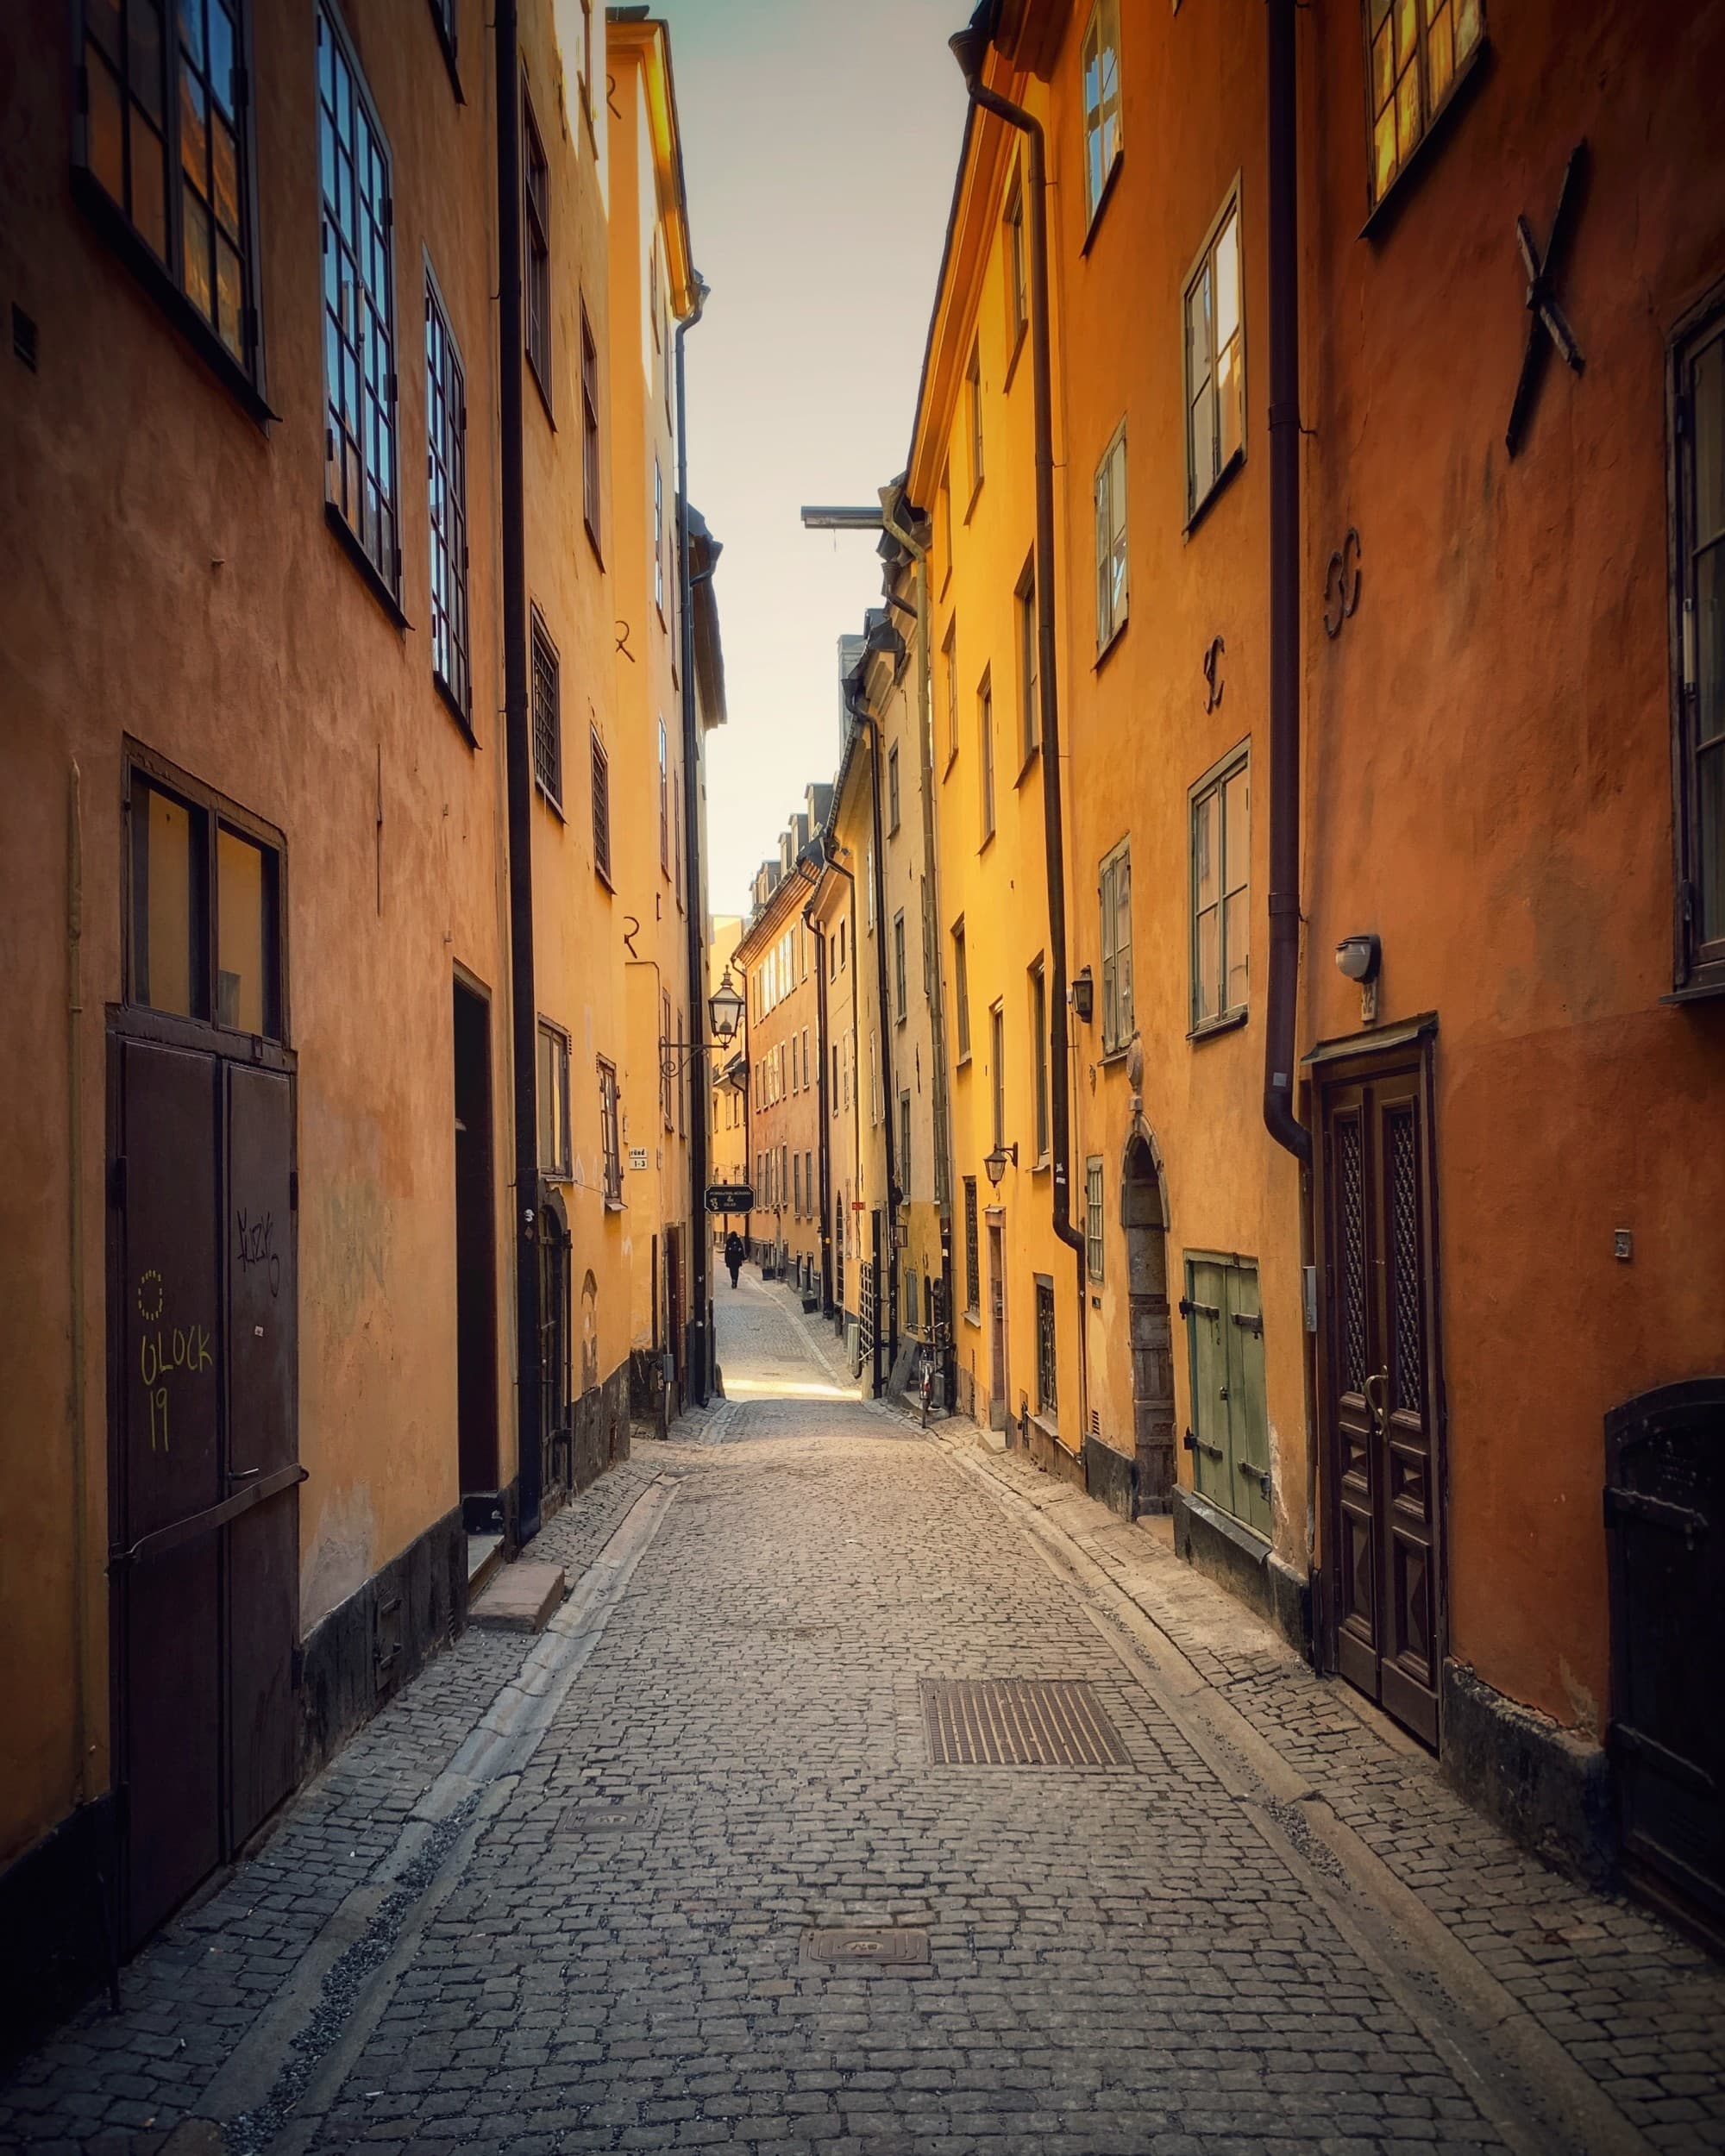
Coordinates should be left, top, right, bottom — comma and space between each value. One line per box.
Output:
67, 759, 89, 1808
496, 0, 543, 1541
799, 870, 831, 1314
675, 279, 712, 1402
950, 28, 1088, 1401
846, 694, 899, 1388
1264, 0, 1311, 1171
883, 509, 957, 1404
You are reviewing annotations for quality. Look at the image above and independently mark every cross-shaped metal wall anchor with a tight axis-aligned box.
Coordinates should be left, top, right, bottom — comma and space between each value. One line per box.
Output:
1505, 140, 1589, 457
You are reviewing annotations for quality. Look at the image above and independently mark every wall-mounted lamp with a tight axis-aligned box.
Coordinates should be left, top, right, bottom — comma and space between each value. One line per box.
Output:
1334, 933, 1382, 1024
708, 968, 746, 1045
983, 1142, 1018, 1188
1070, 966, 1094, 1024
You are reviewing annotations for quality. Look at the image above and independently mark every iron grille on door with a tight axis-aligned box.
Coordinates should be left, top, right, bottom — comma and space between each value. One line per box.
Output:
1035, 1278, 1057, 1414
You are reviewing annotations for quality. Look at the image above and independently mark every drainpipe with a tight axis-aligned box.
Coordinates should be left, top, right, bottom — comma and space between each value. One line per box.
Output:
67, 759, 90, 1807
950, 21, 1088, 1400
844, 689, 900, 1390
675, 279, 712, 1401
1264, 0, 1311, 1170
496, 0, 543, 1542
798, 857, 832, 1314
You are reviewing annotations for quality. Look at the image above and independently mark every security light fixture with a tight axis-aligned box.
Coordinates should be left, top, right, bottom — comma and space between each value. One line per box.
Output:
707, 968, 744, 1046
1070, 967, 1095, 1024
1334, 933, 1381, 982
983, 1142, 1018, 1188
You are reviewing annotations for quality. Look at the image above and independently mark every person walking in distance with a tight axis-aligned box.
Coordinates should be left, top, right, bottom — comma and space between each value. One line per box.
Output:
724, 1230, 744, 1290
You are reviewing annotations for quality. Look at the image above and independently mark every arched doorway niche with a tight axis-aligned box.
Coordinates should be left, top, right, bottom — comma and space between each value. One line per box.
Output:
1121, 1125, 1176, 1512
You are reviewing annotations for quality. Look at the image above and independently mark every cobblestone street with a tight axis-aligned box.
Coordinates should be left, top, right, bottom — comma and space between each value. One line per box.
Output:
4, 1269, 1723, 2156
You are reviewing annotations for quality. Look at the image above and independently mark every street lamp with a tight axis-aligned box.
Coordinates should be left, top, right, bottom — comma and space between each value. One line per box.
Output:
982, 1142, 1018, 1188
708, 967, 744, 1045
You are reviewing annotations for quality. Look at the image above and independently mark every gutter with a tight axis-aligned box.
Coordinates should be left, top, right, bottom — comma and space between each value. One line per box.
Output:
950, 19, 1088, 1345
675, 278, 713, 1402
1264, 0, 1311, 1169
497, 0, 543, 1541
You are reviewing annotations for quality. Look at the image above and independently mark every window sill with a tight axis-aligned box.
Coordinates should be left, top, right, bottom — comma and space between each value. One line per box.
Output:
325, 505, 407, 631
594, 863, 616, 894
955, 1052, 972, 1071
1031, 1154, 1051, 1175
1095, 614, 1130, 673
535, 777, 566, 823
963, 1308, 982, 1330
585, 517, 604, 569
1003, 317, 1028, 395
1663, 968, 1725, 1006
979, 830, 996, 856
1014, 743, 1041, 787
1189, 1007, 1247, 1044
963, 479, 984, 524
435, 672, 476, 744
1098, 1043, 1132, 1067
1080, 152, 1124, 258
1359, 41, 1491, 242
1184, 446, 1245, 539
604, 1195, 624, 1213
72, 168, 278, 428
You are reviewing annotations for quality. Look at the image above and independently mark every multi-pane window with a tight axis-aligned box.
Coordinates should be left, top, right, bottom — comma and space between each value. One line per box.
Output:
1675, 293, 1725, 990
523, 84, 551, 398
938, 463, 953, 582
428, 0, 457, 67
888, 744, 901, 833
80, 0, 259, 380
794, 1152, 802, 1217
899, 1094, 912, 1202
1030, 958, 1049, 1163
1185, 193, 1244, 520
654, 460, 666, 614
989, 1003, 1006, 1150
1086, 1158, 1105, 1282
536, 1020, 571, 1178
893, 911, 907, 1023
952, 918, 970, 1059
1095, 425, 1129, 652
577, 0, 594, 126
978, 668, 995, 840
128, 761, 283, 1038
964, 1178, 980, 1314
425, 273, 469, 721
1035, 1277, 1057, 1415
531, 611, 561, 805
1017, 555, 1038, 759
1004, 167, 1027, 355
869, 1032, 880, 1125
1100, 838, 1132, 1051
591, 730, 612, 883
942, 618, 958, 765
1191, 749, 1250, 1030
658, 718, 669, 869
598, 1058, 622, 1206
966, 342, 984, 501
319, 9, 398, 593
1081, 0, 1122, 227
581, 307, 601, 546
1365, 0, 1483, 211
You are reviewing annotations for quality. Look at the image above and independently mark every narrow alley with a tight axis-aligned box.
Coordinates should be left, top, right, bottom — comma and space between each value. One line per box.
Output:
4, 1273, 1721, 2155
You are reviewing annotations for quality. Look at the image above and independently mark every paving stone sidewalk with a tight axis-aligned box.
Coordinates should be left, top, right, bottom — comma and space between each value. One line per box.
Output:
2, 1269, 1720, 2155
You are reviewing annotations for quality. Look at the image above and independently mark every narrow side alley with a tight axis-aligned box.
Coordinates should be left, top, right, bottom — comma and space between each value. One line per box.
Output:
3, 1271, 1721, 2156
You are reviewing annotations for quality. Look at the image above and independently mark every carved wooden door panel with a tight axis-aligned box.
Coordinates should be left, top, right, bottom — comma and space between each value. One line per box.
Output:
1322, 1061, 1442, 1747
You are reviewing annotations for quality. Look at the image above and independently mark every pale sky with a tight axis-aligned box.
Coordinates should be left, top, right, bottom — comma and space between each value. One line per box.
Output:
654, 0, 970, 916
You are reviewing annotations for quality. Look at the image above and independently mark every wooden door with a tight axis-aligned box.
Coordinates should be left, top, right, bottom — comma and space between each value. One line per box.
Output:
988, 1219, 1007, 1429
1321, 1060, 1442, 1746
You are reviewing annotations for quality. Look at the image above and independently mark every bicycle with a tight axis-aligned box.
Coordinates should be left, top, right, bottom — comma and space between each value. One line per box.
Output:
915, 1323, 950, 1428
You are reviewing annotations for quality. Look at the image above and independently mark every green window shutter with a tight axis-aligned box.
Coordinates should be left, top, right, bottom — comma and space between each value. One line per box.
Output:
1224, 1263, 1272, 1539
1186, 1257, 1230, 1512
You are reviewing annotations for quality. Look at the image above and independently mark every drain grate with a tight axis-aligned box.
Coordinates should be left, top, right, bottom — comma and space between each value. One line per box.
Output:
920, 1678, 1131, 1767
552, 1799, 649, 1836
801, 1926, 929, 1969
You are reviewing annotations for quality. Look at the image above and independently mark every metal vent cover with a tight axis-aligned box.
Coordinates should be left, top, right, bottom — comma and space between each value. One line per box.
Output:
920, 1678, 1131, 1767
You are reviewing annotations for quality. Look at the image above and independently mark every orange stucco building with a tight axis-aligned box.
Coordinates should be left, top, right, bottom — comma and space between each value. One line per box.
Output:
0, 0, 718, 2022
897, 0, 1725, 1922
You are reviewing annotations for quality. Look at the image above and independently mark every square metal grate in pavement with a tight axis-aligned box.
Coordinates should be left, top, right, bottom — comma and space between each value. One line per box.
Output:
920, 1677, 1132, 1767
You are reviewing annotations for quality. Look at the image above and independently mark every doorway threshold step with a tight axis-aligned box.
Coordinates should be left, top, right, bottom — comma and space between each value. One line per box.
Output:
467, 1532, 504, 1596
470, 1559, 567, 1633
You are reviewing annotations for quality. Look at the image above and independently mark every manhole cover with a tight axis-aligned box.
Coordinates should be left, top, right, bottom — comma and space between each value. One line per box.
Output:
552, 1800, 649, 1836
801, 1926, 929, 1969
920, 1678, 1132, 1767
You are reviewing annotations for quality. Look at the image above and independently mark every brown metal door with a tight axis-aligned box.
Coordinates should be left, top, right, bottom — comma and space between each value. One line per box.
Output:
113, 1038, 223, 1947
225, 1063, 298, 1849
112, 1036, 300, 1948
1322, 1063, 1441, 1746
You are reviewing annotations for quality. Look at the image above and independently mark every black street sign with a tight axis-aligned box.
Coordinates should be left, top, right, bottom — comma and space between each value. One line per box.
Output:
705, 1184, 755, 1213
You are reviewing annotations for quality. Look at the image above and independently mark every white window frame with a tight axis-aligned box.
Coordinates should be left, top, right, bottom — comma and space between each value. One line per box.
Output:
1095, 423, 1129, 655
